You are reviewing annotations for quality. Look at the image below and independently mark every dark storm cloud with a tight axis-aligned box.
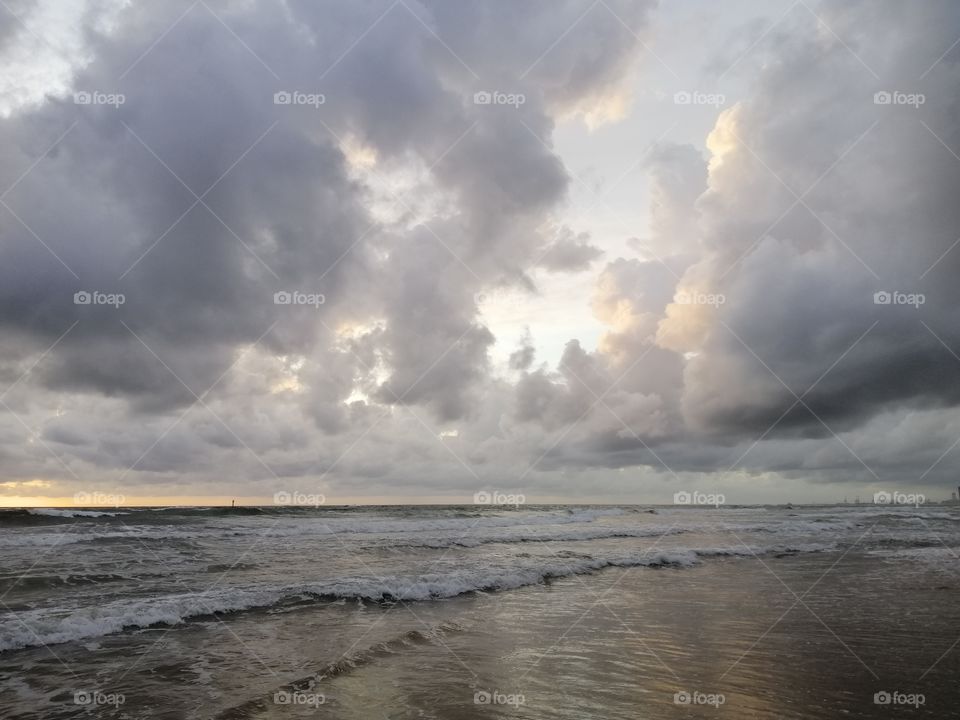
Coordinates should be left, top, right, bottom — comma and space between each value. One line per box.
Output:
0, 0, 661, 491
677, 0, 960, 443
0, 1, 371, 410
0, 0, 654, 404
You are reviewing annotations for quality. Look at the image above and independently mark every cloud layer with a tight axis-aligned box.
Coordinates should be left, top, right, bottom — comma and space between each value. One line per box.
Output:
0, 0, 958, 502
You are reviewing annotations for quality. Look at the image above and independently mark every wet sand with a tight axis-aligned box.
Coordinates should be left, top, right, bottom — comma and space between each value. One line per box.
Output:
230, 552, 955, 719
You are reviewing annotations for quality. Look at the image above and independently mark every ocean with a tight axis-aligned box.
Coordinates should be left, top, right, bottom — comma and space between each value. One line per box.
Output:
0, 504, 956, 718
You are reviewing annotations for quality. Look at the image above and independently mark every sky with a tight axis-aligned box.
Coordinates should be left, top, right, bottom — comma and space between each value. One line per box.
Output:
0, 0, 958, 506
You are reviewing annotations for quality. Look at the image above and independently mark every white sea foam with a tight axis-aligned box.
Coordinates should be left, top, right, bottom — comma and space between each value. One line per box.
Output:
0, 542, 833, 653
386, 526, 687, 548
0, 528, 203, 547
27, 509, 125, 518
871, 546, 960, 569
307, 509, 631, 534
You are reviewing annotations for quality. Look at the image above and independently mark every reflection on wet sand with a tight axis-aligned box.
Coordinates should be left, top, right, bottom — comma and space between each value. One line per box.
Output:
226, 553, 957, 719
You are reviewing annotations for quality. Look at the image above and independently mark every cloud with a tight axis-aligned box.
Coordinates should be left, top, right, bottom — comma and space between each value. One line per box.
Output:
1, 0, 958, 501
670, 0, 960, 445
538, 227, 604, 273
508, 330, 536, 371
508, 0, 960, 491
0, 0, 662, 495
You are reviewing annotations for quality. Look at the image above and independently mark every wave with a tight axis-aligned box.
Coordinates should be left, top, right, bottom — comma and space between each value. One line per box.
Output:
296, 510, 630, 535
0, 505, 632, 528
871, 545, 960, 567
28, 508, 126, 518
0, 514, 875, 549
0, 508, 126, 527
383, 526, 688, 549
0, 510, 927, 551
0, 570, 172, 593
0, 542, 833, 653
142, 506, 268, 517
0, 528, 206, 548
0, 509, 640, 547
804, 507, 959, 522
